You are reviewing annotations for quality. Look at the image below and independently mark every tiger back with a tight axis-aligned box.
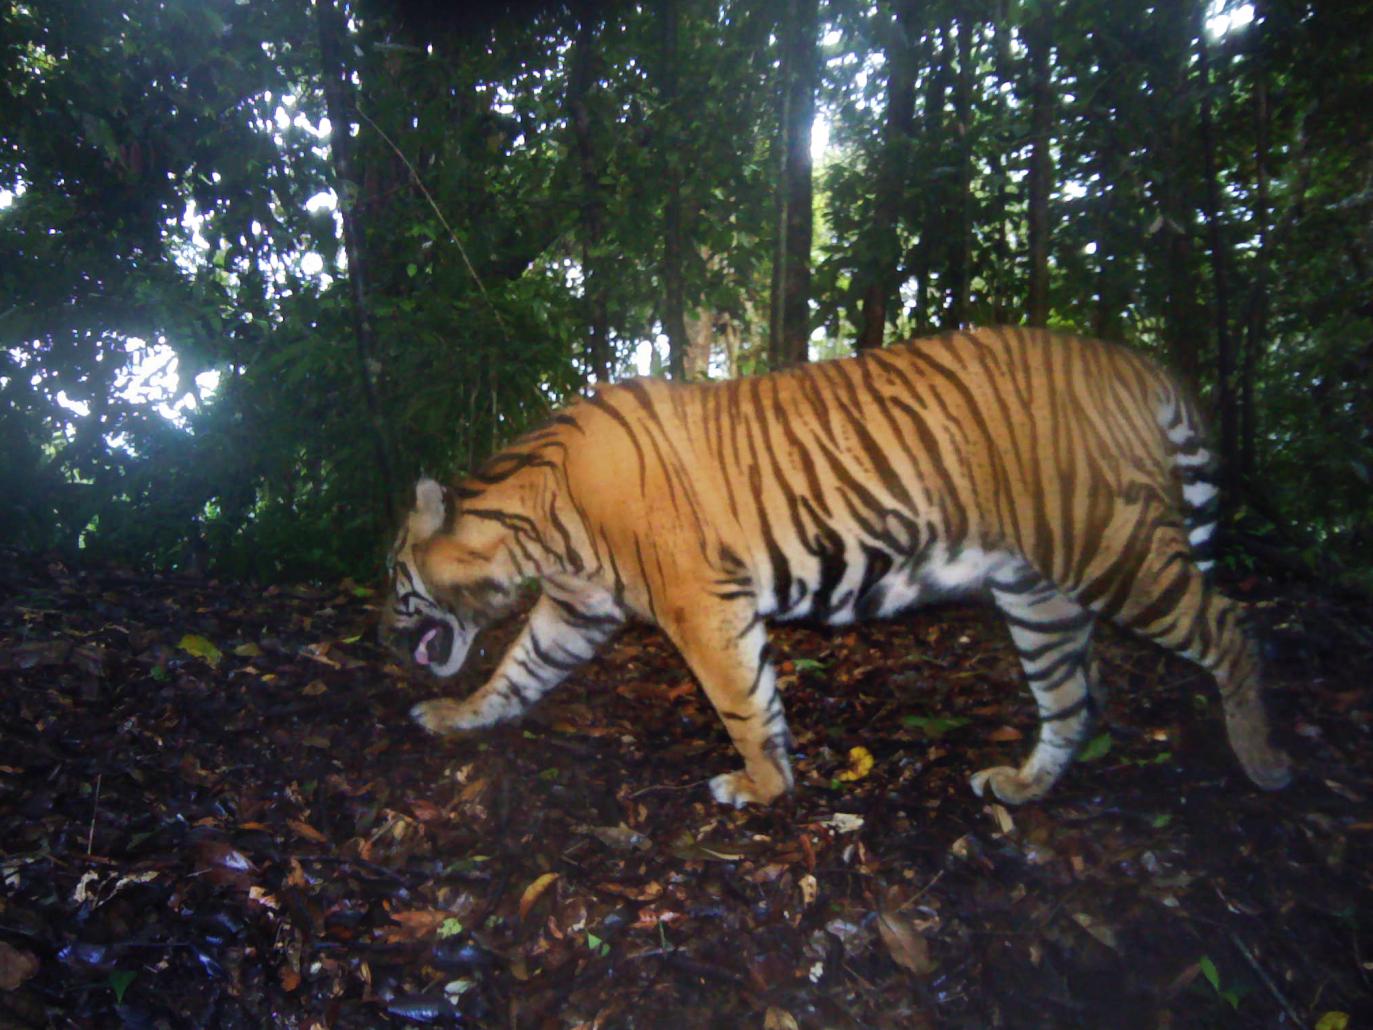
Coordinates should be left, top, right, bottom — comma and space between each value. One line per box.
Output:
381, 326, 1291, 807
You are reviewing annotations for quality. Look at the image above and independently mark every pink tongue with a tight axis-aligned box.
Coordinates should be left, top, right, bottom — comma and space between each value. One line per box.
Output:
414, 626, 439, 666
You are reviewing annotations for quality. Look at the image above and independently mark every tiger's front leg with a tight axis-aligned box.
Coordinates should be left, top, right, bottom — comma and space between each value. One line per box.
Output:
412, 585, 622, 734
662, 602, 794, 807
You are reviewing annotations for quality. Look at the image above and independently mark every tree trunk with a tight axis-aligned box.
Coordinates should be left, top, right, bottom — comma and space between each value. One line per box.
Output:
769, 0, 817, 369
1152, 0, 1205, 388
1242, 8, 1271, 483
1024, 5, 1053, 328
857, 0, 918, 350
659, 0, 690, 379
1091, 137, 1125, 340
947, 14, 974, 329
913, 25, 952, 333
988, 2, 1014, 324
1197, 21, 1239, 504
567, 11, 612, 385
316, 0, 395, 520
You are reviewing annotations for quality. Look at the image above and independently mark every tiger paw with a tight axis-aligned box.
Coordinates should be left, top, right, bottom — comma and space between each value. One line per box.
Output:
411, 698, 480, 735
1239, 746, 1293, 791
969, 765, 1044, 805
709, 770, 771, 808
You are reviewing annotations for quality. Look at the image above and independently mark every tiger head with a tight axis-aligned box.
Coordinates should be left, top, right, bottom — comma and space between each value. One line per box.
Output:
380, 477, 519, 678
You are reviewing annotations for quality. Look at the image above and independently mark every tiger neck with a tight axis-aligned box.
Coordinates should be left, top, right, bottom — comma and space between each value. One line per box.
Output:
455, 442, 569, 580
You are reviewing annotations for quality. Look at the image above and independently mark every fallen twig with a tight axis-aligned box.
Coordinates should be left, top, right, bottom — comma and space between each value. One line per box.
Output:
86, 774, 101, 856
1228, 930, 1306, 1030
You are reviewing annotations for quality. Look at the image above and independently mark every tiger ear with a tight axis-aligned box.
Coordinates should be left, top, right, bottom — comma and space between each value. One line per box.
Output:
412, 477, 447, 539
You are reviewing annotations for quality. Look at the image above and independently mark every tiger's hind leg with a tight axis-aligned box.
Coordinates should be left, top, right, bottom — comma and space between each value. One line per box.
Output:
973, 564, 1100, 804
661, 603, 794, 808
1093, 530, 1291, 791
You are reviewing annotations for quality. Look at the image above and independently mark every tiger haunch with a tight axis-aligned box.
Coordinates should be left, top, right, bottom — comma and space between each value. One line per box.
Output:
380, 326, 1291, 807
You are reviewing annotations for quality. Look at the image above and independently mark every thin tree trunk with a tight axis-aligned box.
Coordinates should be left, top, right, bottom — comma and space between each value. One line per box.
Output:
660, 0, 690, 379
858, 0, 918, 350
567, 11, 612, 385
1242, 9, 1271, 483
913, 26, 951, 333
1024, 5, 1053, 328
768, 57, 789, 367
1154, 0, 1204, 388
770, 0, 817, 369
988, 2, 1014, 324
1091, 139, 1124, 339
1197, 22, 1238, 503
947, 14, 974, 329
316, 0, 395, 520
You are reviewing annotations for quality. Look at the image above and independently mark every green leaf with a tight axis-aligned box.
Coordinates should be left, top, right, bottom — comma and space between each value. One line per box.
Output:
178, 634, 223, 668
1078, 733, 1112, 762
1150, 813, 1172, 829
109, 970, 137, 1003
1199, 954, 1221, 993
150, 665, 169, 682
438, 918, 464, 939
792, 658, 827, 674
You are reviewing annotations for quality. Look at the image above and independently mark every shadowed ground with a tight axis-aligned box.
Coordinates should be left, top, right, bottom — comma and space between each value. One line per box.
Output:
0, 551, 1369, 1027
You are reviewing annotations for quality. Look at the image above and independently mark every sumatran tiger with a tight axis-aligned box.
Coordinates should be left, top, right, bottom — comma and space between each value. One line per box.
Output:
379, 327, 1291, 808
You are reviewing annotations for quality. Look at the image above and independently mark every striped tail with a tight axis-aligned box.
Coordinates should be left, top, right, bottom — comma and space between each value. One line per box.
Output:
1158, 388, 1221, 575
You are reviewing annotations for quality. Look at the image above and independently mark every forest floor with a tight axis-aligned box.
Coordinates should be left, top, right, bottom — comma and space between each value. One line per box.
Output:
1, 551, 1371, 1029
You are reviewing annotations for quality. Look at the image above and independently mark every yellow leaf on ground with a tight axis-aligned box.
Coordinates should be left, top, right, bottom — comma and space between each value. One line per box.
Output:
836, 746, 875, 782
518, 872, 560, 922
178, 633, 222, 667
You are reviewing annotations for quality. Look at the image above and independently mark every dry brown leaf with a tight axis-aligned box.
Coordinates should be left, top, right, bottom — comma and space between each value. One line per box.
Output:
409, 799, 445, 823
382, 909, 448, 943
987, 725, 1023, 742
764, 1007, 800, 1030
287, 819, 328, 844
595, 880, 664, 902
0, 942, 39, 991
877, 907, 935, 976
518, 872, 560, 922
1071, 912, 1119, 951
630, 904, 686, 930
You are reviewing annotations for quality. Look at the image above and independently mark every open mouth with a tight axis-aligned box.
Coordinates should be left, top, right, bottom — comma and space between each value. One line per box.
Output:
410, 618, 454, 668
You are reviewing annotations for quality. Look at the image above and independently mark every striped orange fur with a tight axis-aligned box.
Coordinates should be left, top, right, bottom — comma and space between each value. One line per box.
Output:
381, 327, 1290, 806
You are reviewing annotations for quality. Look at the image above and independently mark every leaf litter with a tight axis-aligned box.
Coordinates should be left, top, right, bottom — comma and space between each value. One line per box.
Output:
0, 550, 1370, 1026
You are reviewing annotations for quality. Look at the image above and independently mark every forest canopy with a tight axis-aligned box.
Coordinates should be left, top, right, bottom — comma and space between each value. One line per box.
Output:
1, 0, 1370, 582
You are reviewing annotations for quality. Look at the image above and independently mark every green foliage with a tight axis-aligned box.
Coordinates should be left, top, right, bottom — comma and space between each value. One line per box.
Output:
1, 0, 1369, 580
1077, 733, 1112, 763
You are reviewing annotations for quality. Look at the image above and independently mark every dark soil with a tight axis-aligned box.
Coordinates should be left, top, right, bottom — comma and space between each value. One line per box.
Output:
1, 550, 1370, 1028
